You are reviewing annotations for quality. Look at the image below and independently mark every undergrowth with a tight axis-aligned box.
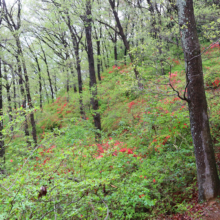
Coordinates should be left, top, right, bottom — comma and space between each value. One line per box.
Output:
0, 44, 220, 219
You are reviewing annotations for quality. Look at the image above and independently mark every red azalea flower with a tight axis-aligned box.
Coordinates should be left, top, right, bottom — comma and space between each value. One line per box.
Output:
139, 194, 145, 198
127, 149, 133, 154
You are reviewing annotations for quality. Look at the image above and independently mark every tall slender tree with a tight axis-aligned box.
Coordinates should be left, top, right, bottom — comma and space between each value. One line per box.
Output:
108, 0, 141, 82
0, 59, 5, 170
177, 0, 220, 201
84, 0, 101, 139
2, 0, 37, 145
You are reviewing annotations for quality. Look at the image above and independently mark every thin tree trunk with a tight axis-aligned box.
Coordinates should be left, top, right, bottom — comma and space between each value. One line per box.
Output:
40, 45, 54, 101
0, 59, 5, 169
4, 70, 13, 127
109, 0, 140, 80
94, 26, 102, 81
124, 48, 127, 65
12, 71, 16, 110
70, 67, 77, 93
65, 14, 85, 118
16, 37, 37, 145
27, 43, 43, 109
104, 43, 110, 68
84, 0, 101, 139
100, 59, 103, 72
177, 0, 220, 201
114, 31, 118, 64
15, 54, 29, 136
102, 42, 108, 68
96, 38, 101, 81
75, 60, 85, 118
74, 84, 77, 93
43, 78, 49, 105
66, 70, 69, 94
54, 73, 58, 93
35, 57, 43, 109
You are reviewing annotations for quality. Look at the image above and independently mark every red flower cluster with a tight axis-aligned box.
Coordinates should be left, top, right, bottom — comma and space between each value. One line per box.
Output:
172, 59, 180, 65
55, 97, 61, 103
128, 101, 136, 109
211, 42, 220, 49
94, 139, 137, 159
162, 135, 171, 145
212, 79, 220, 87
169, 72, 177, 78
119, 148, 133, 154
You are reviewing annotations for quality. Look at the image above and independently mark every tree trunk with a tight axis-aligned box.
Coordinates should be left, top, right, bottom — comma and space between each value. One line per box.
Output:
84, 0, 101, 139
40, 45, 54, 101
66, 70, 69, 93
28, 44, 43, 109
124, 48, 127, 65
94, 26, 102, 81
43, 78, 49, 105
15, 53, 29, 136
102, 42, 108, 68
4, 69, 13, 127
177, 0, 220, 201
16, 37, 37, 145
70, 67, 77, 93
0, 59, 5, 166
109, 0, 140, 80
96, 38, 101, 81
54, 73, 58, 93
65, 14, 85, 118
12, 71, 17, 110
104, 43, 110, 68
114, 31, 118, 64
35, 57, 43, 109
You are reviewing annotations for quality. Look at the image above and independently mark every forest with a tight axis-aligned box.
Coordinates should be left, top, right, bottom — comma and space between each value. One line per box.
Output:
0, 0, 220, 219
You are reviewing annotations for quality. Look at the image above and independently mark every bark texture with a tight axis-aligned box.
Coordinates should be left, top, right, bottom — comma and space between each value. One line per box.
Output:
84, 0, 101, 139
177, 0, 220, 201
0, 59, 5, 162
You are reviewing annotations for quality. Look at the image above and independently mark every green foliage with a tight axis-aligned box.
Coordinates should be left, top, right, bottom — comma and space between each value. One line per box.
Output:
1, 1, 220, 219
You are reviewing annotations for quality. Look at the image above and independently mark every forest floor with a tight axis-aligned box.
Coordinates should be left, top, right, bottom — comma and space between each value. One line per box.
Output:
166, 198, 220, 220
203, 200, 220, 220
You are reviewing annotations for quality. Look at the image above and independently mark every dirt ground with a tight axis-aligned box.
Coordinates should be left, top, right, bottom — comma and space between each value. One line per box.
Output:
158, 198, 220, 220
201, 198, 220, 220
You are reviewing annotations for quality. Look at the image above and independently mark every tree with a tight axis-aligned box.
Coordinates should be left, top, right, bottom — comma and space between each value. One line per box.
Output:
108, 0, 141, 81
0, 1, 5, 166
2, 0, 37, 145
84, 0, 101, 139
0, 59, 4, 170
177, 0, 220, 201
